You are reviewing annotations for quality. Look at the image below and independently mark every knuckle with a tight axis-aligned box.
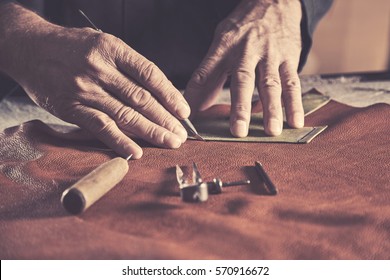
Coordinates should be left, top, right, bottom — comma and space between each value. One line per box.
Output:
283, 77, 301, 92
233, 102, 251, 116
217, 32, 233, 50
88, 113, 114, 134
86, 33, 106, 55
188, 69, 208, 88
267, 103, 280, 115
156, 113, 176, 130
261, 76, 281, 90
71, 76, 89, 92
161, 91, 177, 107
138, 61, 164, 87
114, 107, 140, 128
215, 19, 236, 37
144, 126, 164, 145
92, 32, 109, 48
84, 33, 113, 67
235, 68, 255, 83
127, 87, 152, 109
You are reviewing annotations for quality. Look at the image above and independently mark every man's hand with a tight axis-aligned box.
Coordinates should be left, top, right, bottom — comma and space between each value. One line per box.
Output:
185, 0, 304, 137
0, 3, 190, 159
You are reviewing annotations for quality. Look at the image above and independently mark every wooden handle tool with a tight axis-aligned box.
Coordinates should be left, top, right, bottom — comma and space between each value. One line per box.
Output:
61, 157, 130, 214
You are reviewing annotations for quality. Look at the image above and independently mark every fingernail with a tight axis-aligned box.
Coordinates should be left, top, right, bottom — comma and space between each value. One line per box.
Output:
293, 113, 304, 128
173, 125, 188, 143
231, 120, 248, 138
177, 101, 191, 119
267, 118, 282, 136
164, 133, 182, 148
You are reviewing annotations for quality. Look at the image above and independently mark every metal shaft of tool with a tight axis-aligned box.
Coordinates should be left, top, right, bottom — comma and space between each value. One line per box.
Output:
222, 180, 251, 187
78, 9, 102, 32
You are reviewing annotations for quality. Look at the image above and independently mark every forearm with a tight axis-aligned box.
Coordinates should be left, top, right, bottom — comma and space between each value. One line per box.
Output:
0, 2, 60, 81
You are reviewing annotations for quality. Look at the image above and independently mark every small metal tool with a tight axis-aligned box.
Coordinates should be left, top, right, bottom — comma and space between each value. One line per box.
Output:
176, 164, 208, 203
78, 9, 102, 32
254, 161, 278, 195
207, 178, 251, 194
176, 163, 250, 202
181, 119, 205, 141
79, 9, 204, 142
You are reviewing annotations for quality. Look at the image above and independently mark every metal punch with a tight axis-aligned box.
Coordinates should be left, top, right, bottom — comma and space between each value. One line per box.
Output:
176, 162, 250, 202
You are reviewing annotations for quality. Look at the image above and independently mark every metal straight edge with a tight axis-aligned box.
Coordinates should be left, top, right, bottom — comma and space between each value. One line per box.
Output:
298, 126, 328, 144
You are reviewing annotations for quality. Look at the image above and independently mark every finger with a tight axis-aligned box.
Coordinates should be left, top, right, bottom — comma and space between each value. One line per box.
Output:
230, 52, 258, 138
100, 71, 187, 142
114, 44, 190, 119
68, 105, 143, 159
280, 61, 304, 128
257, 61, 283, 136
82, 91, 184, 149
184, 41, 228, 117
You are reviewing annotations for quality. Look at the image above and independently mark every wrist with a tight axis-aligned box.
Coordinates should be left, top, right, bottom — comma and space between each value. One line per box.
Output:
0, 2, 64, 81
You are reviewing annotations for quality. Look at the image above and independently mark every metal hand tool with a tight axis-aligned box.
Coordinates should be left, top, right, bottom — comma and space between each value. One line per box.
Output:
176, 164, 208, 203
207, 178, 251, 194
176, 163, 251, 202
254, 161, 278, 195
61, 155, 132, 214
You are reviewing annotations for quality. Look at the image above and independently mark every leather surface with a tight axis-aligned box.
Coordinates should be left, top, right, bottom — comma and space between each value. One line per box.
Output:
0, 101, 389, 259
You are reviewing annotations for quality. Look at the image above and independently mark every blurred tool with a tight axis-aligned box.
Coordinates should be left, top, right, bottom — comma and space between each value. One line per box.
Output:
176, 162, 250, 202
61, 155, 131, 214
176, 163, 208, 203
207, 178, 251, 194
254, 161, 278, 195
79, 9, 204, 141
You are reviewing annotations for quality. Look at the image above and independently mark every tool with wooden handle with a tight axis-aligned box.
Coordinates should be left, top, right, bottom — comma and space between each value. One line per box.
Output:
61, 156, 130, 214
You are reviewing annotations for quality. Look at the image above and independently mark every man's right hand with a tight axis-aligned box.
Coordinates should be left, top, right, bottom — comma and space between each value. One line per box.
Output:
0, 3, 190, 159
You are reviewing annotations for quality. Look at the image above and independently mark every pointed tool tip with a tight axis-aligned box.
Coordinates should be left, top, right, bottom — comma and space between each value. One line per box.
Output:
194, 134, 206, 141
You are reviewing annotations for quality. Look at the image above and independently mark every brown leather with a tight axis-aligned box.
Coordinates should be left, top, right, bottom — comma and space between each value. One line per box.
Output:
0, 101, 389, 259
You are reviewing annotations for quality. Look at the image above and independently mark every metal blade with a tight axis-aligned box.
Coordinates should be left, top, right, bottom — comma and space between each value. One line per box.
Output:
192, 162, 203, 184
176, 165, 186, 186
181, 119, 205, 141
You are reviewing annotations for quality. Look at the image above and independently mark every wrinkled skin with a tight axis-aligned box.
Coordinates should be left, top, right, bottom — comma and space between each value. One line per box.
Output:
1, 0, 304, 159
0, 4, 190, 159
185, 0, 304, 137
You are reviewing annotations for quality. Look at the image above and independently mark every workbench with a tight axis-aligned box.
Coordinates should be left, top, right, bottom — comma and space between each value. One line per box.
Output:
0, 72, 389, 259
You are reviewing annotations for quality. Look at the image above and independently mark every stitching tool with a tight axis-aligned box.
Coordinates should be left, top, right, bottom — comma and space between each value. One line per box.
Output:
61, 155, 132, 214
